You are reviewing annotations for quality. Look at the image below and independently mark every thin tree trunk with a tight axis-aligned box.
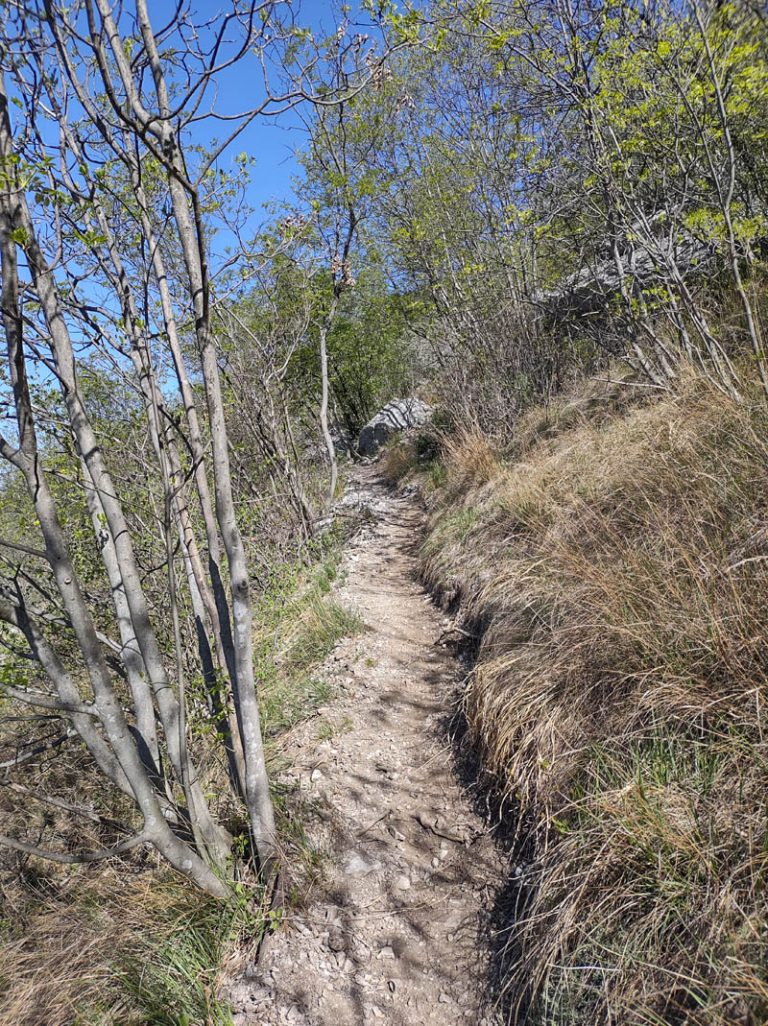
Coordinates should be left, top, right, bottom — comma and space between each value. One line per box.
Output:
125, 0, 277, 871
318, 310, 339, 507
0, 92, 228, 895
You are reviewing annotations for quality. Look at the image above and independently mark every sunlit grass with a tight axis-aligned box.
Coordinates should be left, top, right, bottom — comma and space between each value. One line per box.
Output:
420, 370, 768, 1025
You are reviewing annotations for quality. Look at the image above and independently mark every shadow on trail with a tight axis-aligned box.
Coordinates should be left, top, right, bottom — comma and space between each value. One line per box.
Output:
375, 467, 538, 1026
228, 465, 515, 1026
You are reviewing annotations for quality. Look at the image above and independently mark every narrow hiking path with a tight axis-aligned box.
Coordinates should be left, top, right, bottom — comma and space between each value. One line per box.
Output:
226, 466, 505, 1026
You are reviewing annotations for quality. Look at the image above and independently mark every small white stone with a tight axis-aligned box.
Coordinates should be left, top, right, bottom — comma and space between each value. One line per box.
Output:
344, 852, 376, 876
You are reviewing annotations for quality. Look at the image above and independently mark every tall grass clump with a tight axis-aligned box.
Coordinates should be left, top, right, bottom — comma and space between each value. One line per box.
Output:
0, 870, 256, 1026
422, 373, 768, 1025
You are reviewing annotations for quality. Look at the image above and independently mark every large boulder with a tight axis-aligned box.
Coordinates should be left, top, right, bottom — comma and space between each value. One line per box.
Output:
357, 398, 432, 457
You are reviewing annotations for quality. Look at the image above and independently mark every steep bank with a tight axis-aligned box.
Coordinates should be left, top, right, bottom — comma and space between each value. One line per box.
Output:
225, 466, 505, 1025
403, 375, 768, 1026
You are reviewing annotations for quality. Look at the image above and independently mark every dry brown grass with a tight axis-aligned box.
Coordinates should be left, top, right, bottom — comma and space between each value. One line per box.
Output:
0, 678, 249, 1026
0, 679, 260, 1021
0, 861, 249, 1026
440, 428, 502, 495
0, 776, 251, 1026
383, 437, 420, 483
0, 539, 358, 1026
422, 372, 768, 1025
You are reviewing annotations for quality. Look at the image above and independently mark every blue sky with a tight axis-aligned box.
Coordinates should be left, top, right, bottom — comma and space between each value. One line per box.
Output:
177, 0, 376, 220
5, 2, 385, 283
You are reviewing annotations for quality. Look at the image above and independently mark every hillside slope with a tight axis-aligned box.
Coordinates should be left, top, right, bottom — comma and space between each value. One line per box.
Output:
395, 375, 768, 1025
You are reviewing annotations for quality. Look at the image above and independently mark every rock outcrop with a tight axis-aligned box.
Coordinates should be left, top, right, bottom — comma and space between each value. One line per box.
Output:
357, 398, 431, 457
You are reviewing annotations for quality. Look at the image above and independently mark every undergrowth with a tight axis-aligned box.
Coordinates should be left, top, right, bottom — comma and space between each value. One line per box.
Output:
0, 872, 255, 1026
0, 528, 363, 1026
254, 532, 365, 739
415, 370, 768, 1025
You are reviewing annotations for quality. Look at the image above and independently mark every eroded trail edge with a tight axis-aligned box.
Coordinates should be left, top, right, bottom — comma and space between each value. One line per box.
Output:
226, 467, 504, 1026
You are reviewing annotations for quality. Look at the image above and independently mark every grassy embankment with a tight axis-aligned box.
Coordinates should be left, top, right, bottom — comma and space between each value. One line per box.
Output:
389, 370, 768, 1025
0, 535, 363, 1026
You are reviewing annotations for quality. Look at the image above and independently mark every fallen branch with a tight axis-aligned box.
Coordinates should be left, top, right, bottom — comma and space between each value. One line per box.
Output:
0, 831, 146, 864
1, 781, 131, 831
0, 728, 77, 770
0, 684, 98, 717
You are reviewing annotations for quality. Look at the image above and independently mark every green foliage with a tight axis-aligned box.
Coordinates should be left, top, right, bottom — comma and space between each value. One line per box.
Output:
324, 278, 421, 433
230, 253, 421, 438
4, 1, 768, 1023
252, 536, 365, 738
281, 596, 364, 675
106, 885, 259, 1026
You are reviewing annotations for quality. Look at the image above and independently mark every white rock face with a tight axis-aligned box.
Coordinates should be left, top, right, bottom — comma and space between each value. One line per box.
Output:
357, 398, 432, 457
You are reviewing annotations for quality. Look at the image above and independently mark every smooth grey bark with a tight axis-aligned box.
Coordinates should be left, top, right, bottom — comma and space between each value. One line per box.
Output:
66, 135, 244, 801
86, 0, 276, 871
81, 473, 161, 775
0, 595, 130, 793
122, 156, 250, 799
318, 310, 339, 507
0, 77, 229, 896
10, 173, 229, 866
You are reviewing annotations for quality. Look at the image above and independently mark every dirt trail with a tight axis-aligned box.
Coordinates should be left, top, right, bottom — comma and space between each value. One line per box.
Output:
226, 466, 504, 1026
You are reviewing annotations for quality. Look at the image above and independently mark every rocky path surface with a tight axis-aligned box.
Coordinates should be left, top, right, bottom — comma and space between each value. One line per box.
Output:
225, 466, 504, 1026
